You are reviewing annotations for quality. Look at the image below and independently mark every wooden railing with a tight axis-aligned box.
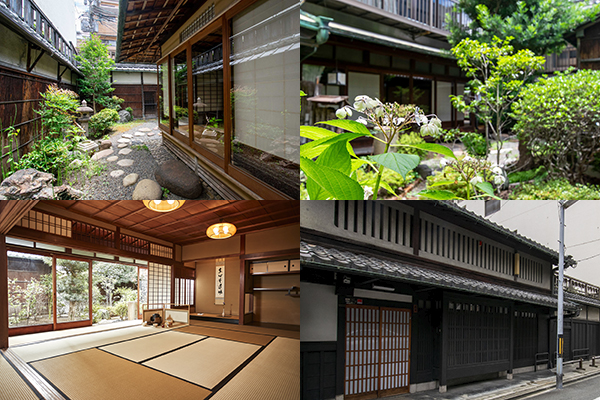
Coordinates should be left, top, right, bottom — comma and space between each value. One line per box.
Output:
554, 272, 600, 300
354, 0, 471, 32
2, 0, 77, 65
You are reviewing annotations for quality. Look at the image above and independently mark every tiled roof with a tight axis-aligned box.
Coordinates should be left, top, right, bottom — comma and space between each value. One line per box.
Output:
113, 63, 157, 72
564, 291, 600, 309
301, 240, 579, 310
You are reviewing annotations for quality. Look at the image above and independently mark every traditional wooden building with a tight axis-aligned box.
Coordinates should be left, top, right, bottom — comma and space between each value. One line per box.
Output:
0, 0, 81, 171
300, 201, 600, 399
566, 16, 600, 70
111, 63, 158, 119
116, 0, 299, 200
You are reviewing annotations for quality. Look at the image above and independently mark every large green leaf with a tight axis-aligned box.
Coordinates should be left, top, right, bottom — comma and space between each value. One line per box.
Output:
368, 153, 420, 178
306, 176, 329, 200
301, 157, 364, 200
317, 119, 372, 136
417, 189, 462, 200
317, 140, 352, 175
398, 143, 457, 159
300, 125, 337, 140
475, 181, 501, 199
427, 180, 457, 188
300, 132, 365, 160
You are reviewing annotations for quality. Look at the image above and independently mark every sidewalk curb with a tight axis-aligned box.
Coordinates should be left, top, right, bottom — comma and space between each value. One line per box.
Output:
480, 368, 600, 400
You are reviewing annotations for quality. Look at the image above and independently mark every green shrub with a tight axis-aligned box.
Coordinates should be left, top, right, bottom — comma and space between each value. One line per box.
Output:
461, 131, 488, 158
125, 106, 134, 116
356, 167, 417, 197
35, 85, 79, 137
426, 166, 470, 199
17, 136, 72, 178
513, 69, 600, 183
396, 132, 427, 160
104, 95, 124, 111
507, 166, 547, 184
89, 108, 119, 138
114, 302, 128, 320
510, 179, 600, 200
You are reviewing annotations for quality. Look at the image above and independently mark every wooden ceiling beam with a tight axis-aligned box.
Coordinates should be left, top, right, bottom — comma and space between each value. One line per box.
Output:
124, 7, 176, 18
0, 201, 38, 235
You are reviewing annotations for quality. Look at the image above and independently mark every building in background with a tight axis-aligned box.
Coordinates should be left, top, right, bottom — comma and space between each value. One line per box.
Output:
301, 200, 600, 399
77, 0, 118, 59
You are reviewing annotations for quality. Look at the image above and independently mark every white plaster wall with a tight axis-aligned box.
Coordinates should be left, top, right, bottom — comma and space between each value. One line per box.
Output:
0, 24, 27, 69
301, 282, 338, 342
113, 71, 141, 85
36, 0, 78, 45
142, 72, 157, 85
436, 81, 452, 121
461, 201, 600, 286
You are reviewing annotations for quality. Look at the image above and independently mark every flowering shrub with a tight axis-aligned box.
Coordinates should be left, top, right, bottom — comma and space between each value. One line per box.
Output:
35, 85, 80, 137
300, 95, 450, 200
421, 156, 505, 200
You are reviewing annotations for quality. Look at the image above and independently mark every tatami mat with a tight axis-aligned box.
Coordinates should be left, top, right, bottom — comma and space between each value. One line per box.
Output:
31, 349, 210, 400
12, 326, 158, 362
177, 325, 273, 346
143, 337, 260, 389
100, 330, 204, 362
189, 320, 300, 339
0, 354, 40, 400
210, 337, 299, 400
9, 320, 140, 347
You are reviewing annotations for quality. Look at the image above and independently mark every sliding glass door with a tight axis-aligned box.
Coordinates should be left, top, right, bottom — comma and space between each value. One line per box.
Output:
55, 257, 91, 329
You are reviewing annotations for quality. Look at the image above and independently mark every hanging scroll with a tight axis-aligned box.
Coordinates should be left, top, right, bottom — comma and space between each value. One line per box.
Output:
215, 258, 225, 304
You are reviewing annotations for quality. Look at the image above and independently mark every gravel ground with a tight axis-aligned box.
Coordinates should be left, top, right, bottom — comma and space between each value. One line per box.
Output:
68, 120, 221, 200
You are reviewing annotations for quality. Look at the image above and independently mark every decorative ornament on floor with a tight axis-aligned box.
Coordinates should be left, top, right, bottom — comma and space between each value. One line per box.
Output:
142, 200, 185, 212
207, 220, 236, 239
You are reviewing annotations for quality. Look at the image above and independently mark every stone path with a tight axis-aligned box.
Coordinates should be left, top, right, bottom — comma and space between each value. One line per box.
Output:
67, 120, 220, 200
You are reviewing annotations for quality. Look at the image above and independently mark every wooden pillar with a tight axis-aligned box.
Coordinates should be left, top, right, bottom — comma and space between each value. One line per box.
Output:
186, 41, 193, 148
508, 303, 514, 378
141, 72, 146, 120
238, 234, 246, 325
222, 14, 232, 173
0, 235, 7, 349
439, 293, 448, 392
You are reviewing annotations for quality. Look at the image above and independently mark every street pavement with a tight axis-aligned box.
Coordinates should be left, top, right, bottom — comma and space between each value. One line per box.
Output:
523, 373, 600, 399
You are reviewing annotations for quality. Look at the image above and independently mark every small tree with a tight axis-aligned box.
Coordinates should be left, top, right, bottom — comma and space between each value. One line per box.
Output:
450, 37, 544, 166
75, 34, 115, 112
448, 0, 598, 56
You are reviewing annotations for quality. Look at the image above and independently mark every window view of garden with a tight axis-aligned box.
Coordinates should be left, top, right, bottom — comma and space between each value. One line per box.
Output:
300, 0, 600, 200
7, 251, 141, 328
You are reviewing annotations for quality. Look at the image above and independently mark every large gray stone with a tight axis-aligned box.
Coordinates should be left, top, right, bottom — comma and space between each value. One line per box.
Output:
132, 179, 162, 200
139, 127, 152, 132
110, 170, 125, 178
118, 110, 132, 123
98, 140, 112, 150
155, 160, 203, 199
0, 169, 82, 199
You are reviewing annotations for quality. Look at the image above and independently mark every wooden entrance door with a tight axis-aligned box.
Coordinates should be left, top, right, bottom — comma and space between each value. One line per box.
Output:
345, 305, 411, 399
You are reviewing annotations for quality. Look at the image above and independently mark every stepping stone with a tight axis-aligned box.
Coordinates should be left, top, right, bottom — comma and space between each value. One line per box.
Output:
118, 148, 132, 155
123, 173, 139, 187
118, 138, 131, 144
155, 159, 203, 199
131, 139, 143, 145
135, 132, 146, 136
98, 140, 112, 150
122, 133, 133, 138
139, 127, 152, 132
107, 156, 119, 162
117, 159, 134, 167
118, 143, 128, 148
132, 179, 162, 200
147, 132, 155, 137
110, 170, 124, 178
91, 149, 113, 161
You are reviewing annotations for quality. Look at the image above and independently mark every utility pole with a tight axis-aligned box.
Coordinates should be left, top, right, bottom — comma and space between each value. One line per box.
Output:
557, 200, 577, 389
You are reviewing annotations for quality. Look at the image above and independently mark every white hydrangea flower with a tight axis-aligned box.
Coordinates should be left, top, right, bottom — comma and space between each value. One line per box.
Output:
363, 186, 374, 200
354, 100, 366, 112
335, 108, 348, 119
440, 158, 450, 167
357, 116, 368, 125
420, 115, 429, 125
366, 98, 379, 109
470, 176, 483, 185
430, 117, 442, 128
374, 106, 384, 118
492, 166, 503, 175
463, 155, 473, 162
493, 174, 506, 185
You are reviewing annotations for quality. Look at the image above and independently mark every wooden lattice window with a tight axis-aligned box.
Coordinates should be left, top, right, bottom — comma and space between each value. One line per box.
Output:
148, 262, 171, 307
150, 243, 173, 259
16, 210, 72, 237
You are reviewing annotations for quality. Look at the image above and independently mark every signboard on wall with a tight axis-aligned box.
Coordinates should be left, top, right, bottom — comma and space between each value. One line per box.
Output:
215, 258, 225, 305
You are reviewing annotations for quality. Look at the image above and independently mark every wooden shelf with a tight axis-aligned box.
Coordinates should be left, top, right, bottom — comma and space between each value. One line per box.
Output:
251, 270, 299, 276
253, 286, 300, 297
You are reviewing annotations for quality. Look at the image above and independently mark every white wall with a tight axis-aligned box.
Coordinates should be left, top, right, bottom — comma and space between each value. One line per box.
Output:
301, 282, 338, 342
348, 72, 379, 103
37, 0, 78, 45
460, 200, 600, 286
436, 81, 452, 121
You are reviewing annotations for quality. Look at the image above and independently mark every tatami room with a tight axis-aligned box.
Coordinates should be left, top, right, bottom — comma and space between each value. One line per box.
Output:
0, 200, 300, 400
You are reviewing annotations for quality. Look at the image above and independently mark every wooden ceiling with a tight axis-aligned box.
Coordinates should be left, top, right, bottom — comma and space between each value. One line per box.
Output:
117, 0, 203, 63
38, 201, 299, 246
